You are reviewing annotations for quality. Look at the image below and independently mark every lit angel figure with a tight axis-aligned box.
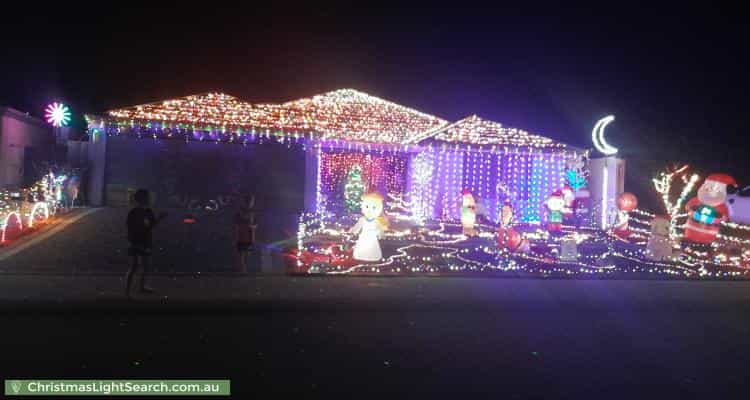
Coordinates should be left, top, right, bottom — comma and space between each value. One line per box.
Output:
349, 192, 388, 262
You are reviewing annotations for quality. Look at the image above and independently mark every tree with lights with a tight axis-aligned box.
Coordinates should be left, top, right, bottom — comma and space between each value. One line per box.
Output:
344, 165, 365, 213
651, 164, 699, 239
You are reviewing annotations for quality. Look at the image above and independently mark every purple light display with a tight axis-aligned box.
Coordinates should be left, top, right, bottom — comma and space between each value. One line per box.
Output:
409, 148, 569, 223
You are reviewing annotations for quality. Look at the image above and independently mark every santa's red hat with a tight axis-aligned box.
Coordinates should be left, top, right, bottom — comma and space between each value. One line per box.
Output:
705, 173, 737, 187
462, 189, 472, 196
550, 189, 563, 197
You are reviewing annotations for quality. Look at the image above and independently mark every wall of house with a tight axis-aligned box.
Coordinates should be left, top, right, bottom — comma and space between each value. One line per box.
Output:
0, 107, 53, 188
102, 135, 306, 242
104, 135, 305, 209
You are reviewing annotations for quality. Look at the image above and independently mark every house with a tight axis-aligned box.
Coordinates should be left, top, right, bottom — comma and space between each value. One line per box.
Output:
86, 89, 585, 224
0, 107, 53, 188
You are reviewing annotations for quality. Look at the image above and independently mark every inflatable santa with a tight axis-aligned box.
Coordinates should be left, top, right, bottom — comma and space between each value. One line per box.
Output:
545, 190, 569, 233
684, 173, 737, 244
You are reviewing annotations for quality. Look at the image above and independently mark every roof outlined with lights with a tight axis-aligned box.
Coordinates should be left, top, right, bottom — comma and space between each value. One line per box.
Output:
103, 89, 571, 149
421, 114, 569, 150
106, 89, 449, 144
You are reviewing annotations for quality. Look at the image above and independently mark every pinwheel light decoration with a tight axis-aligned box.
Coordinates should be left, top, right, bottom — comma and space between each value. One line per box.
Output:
45, 102, 71, 127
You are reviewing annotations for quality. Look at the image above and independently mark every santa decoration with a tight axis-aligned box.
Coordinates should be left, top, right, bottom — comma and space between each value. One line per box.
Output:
460, 189, 478, 237
684, 173, 737, 244
545, 190, 566, 233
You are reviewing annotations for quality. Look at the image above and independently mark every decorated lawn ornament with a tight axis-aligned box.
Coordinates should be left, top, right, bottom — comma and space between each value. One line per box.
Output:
344, 165, 366, 213
613, 192, 638, 238
349, 192, 388, 262
646, 215, 673, 261
684, 173, 736, 244
65, 176, 80, 207
460, 189, 477, 237
559, 235, 578, 262
574, 187, 591, 226
561, 186, 576, 221
545, 190, 566, 233
727, 186, 750, 225
497, 203, 529, 252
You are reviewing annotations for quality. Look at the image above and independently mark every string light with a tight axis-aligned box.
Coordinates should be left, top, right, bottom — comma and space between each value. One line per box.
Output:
291, 211, 750, 279
107, 90, 448, 145
1, 172, 62, 243
429, 115, 568, 149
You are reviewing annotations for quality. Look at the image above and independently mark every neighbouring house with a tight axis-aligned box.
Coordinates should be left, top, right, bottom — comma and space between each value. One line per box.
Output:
0, 107, 54, 188
85, 89, 587, 225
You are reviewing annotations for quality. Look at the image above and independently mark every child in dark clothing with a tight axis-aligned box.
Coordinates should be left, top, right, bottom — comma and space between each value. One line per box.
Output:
126, 189, 167, 297
233, 195, 257, 273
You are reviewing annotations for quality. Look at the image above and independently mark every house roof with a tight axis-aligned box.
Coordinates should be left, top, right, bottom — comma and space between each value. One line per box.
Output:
105, 89, 449, 145
103, 90, 574, 150
421, 114, 570, 150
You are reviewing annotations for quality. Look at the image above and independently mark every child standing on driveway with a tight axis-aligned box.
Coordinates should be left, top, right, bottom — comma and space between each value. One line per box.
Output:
233, 195, 257, 273
126, 189, 167, 297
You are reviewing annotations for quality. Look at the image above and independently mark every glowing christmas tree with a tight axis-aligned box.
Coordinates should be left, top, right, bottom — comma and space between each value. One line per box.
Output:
344, 165, 365, 213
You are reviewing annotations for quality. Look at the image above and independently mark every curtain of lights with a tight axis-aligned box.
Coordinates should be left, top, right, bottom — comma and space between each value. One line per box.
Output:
408, 149, 569, 223
319, 149, 407, 213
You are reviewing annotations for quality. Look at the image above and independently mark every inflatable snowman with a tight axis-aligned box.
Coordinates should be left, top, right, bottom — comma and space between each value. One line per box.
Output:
460, 189, 477, 237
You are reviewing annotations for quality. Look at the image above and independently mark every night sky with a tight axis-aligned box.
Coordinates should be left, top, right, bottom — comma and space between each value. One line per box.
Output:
2, 4, 748, 189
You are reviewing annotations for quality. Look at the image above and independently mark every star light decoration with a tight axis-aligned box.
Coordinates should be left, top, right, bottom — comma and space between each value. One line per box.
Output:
106, 89, 449, 145
45, 102, 72, 127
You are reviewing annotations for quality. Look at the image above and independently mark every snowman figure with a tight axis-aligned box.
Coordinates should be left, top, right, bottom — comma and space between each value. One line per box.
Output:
460, 189, 477, 237
684, 173, 736, 244
561, 186, 576, 222
646, 215, 673, 261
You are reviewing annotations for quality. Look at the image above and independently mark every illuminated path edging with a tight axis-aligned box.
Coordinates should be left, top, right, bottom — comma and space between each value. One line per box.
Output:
0, 208, 101, 262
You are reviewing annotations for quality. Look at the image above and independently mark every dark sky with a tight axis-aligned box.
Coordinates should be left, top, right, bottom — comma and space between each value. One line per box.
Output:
2, 4, 748, 183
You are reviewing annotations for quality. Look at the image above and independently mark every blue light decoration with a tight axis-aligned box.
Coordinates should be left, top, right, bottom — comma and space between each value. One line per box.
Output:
693, 205, 719, 225
566, 169, 587, 191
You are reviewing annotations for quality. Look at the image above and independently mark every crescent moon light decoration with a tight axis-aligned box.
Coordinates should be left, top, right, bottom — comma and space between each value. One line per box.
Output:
592, 115, 618, 155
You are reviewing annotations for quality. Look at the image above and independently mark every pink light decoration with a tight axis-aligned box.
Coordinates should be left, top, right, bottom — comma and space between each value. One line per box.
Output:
45, 102, 72, 127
